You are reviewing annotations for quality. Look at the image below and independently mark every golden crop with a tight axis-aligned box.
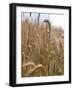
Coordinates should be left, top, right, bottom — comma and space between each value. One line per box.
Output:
21, 19, 64, 77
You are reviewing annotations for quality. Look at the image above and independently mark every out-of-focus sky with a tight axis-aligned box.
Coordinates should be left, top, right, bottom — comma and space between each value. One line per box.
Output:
22, 12, 64, 29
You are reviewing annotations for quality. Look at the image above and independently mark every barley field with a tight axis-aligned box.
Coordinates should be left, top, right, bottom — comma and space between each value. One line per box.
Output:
21, 18, 64, 77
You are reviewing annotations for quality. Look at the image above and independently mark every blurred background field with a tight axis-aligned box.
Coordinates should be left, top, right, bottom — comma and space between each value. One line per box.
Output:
21, 14, 64, 77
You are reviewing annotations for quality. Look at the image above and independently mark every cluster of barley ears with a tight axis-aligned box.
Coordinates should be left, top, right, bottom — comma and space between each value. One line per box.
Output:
21, 19, 64, 77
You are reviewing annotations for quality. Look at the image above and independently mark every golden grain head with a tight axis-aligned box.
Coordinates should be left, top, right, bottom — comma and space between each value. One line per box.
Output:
28, 45, 31, 48
36, 33, 39, 38
47, 29, 50, 33
22, 52, 25, 55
